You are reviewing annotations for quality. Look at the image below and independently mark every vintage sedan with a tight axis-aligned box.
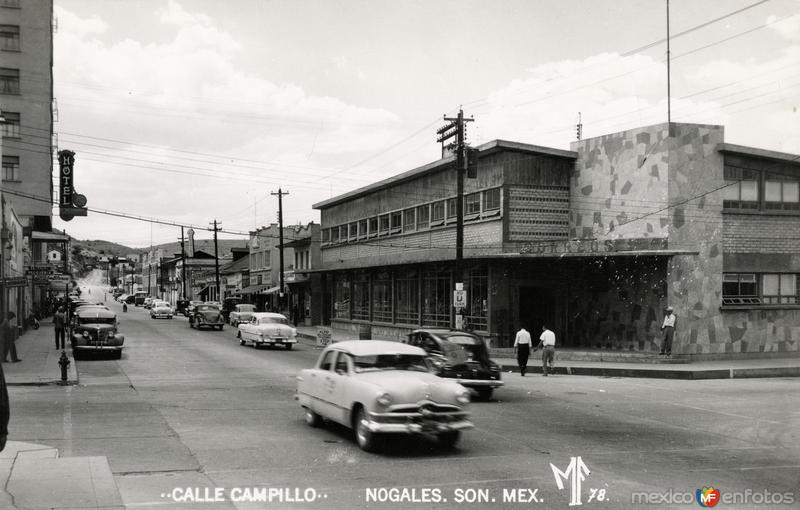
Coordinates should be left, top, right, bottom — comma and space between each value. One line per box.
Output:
229, 304, 256, 326
189, 303, 224, 330
406, 329, 503, 400
150, 301, 173, 319
237, 312, 296, 349
296, 341, 473, 451
184, 300, 204, 317
71, 307, 125, 360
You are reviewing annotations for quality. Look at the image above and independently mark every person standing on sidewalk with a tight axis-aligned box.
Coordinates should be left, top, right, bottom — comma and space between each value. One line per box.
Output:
53, 306, 67, 350
1, 312, 21, 363
513, 325, 532, 376
0, 361, 8, 451
660, 306, 677, 356
535, 325, 556, 376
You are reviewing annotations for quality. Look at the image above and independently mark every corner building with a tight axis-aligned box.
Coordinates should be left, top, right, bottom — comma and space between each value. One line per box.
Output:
314, 123, 800, 358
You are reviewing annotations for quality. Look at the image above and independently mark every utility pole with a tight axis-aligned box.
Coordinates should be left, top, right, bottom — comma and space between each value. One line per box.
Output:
666, 0, 671, 124
271, 188, 289, 312
211, 220, 221, 302
180, 227, 187, 299
437, 108, 474, 329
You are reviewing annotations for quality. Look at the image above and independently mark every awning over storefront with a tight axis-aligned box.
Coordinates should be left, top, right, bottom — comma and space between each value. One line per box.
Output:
31, 231, 70, 242
197, 286, 210, 297
263, 286, 281, 295
241, 284, 269, 294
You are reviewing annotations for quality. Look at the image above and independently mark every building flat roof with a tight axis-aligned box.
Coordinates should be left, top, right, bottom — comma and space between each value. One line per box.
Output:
718, 143, 800, 166
312, 139, 577, 210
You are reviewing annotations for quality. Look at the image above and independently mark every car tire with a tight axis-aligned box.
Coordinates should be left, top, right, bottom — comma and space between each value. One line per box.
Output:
354, 407, 378, 452
218, 325, 223, 331
113, 350, 123, 360
476, 388, 493, 401
437, 431, 461, 449
304, 408, 322, 428
285, 343, 293, 350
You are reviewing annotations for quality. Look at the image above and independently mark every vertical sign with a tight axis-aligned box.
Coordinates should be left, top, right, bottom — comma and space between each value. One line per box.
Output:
58, 150, 75, 221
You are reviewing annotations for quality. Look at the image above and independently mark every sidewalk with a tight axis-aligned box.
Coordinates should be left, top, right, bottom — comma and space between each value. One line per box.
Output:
3, 322, 78, 386
295, 326, 800, 380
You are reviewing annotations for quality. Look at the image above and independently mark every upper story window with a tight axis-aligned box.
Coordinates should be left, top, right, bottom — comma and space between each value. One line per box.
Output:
465, 192, 481, 216
1, 111, 19, 138
763, 274, 797, 304
446, 198, 457, 219
2, 155, 19, 181
321, 228, 330, 244
0, 25, 20, 51
390, 211, 401, 233
348, 222, 358, 241
431, 201, 445, 226
357, 219, 367, 240
0, 68, 20, 95
331, 226, 340, 243
723, 166, 759, 210
368, 217, 378, 237
416, 204, 429, 230
403, 208, 415, 233
379, 215, 390, 235
764, 173, 800, 211
0, 0, 21, 8
483, 188, 501, 212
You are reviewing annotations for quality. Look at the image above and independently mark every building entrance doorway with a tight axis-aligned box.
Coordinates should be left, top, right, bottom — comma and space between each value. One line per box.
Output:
519, 286, 555, 337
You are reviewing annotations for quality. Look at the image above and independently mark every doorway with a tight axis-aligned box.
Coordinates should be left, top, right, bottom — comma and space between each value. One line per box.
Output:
519, 286, 555, 336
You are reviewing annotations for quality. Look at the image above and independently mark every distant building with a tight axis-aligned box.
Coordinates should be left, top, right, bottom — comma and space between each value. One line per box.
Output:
313, 123, 800, 358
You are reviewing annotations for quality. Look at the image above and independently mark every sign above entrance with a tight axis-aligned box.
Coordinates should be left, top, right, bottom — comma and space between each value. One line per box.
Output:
520, 237, 669, 256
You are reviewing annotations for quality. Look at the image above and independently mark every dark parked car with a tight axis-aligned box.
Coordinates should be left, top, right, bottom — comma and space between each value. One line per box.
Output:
189, 303, 225, 330
406, 329, 503, 400
185, 300, 203, 317
71, 307, 125, 360
221, 297, 241, 322
175, 299, 190, 316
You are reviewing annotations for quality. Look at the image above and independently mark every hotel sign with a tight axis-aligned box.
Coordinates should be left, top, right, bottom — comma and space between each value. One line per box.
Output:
58, 150, 88, 221
520, 237, 669, 255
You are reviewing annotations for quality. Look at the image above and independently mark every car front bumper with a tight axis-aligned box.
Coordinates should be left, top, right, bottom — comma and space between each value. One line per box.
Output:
452, 378, 504, 388
151, 312, 172, 318
366, 410, 474, 434
254, 337, 297, 345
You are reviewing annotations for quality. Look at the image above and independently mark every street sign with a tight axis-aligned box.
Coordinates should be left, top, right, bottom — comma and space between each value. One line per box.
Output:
453, 289, 467, 310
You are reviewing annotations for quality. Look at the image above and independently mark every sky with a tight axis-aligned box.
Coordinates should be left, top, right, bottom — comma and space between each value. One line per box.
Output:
49, 0, 800, 248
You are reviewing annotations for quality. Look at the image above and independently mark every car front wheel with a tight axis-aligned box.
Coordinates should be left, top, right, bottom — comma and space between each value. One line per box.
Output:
285, 343, 293, 350
476, 388, 493, 401
354, 407, 378, 452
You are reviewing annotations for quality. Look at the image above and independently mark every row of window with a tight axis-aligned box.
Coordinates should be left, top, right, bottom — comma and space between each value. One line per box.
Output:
331, 267, 489, 330
722, 272, 798, 305
724, 165, 800, 211
2, 155, 19, 181
322, 188, 501, 244
0, 67, 19, 94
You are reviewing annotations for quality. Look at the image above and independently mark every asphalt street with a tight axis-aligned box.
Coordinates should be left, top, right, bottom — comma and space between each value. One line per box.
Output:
6, 278, 799, 509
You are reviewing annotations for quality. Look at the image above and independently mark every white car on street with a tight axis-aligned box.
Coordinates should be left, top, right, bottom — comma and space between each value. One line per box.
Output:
237, 312, 297, 349
150, 301, 173, 319
296, 340, 473, 451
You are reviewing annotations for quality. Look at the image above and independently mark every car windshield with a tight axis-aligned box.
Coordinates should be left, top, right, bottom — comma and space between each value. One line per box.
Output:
154, 302, 169, 307
196, 305, 218, 312
353, 354, 429, 373
238, 305, 256, 312
257, 317, 288, 325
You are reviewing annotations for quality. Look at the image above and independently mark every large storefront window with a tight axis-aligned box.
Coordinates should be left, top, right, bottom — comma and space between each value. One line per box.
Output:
396, 269, 419, 325
465, 266, 488, 331
333, 273, 350, 319
372, 271, 392, 322
352, 273, 370, 320
422, 269, 451, 327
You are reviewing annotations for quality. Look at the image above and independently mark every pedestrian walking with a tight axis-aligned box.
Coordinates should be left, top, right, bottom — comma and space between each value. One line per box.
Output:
53, 306, 67, 350
660, 306, 677, 356
1, 313, 21, 363
534, 325, 556, 376
513, 325, 532, 376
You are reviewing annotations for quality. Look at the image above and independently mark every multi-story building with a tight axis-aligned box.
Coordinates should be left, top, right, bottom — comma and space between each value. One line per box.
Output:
284, 223, 321, 325
243, 223, 309, 312
0, 0, 54, 223
313, 123, 800, 358
219, 247, 249, 299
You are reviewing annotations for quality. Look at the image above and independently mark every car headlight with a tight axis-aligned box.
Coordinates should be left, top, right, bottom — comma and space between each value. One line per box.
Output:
108, 332, 115, 338
456, 390, 470, 405
82, 331, 89, 338
376, 393, 393, 407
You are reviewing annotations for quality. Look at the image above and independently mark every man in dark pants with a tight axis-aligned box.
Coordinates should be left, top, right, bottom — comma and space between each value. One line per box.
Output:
53, 306, 67, 350
1, 312, 21, 363
513, 325, 532, 376
0, 361, 8, 452
660, 306, 677, 356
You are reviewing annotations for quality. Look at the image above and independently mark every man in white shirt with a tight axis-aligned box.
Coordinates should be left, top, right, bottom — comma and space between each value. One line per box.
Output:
660, 306, 677, 356
513, 326, 532, 376
535, 325, 556, 376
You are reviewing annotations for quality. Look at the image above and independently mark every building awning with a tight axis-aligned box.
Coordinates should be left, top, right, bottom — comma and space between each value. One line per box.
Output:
197, 286, 210, 297
262, 286, 281, 295
31, 231, 70, 242
241, 284, 269, 294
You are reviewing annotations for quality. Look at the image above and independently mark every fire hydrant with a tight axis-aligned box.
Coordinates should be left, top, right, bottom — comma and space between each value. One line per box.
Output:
58, 351, 70, 384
